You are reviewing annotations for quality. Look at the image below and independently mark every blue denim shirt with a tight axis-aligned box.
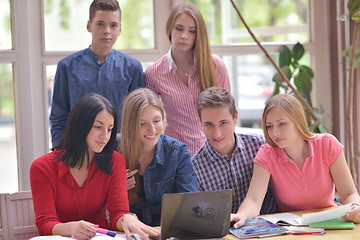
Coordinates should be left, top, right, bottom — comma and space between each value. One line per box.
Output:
130, 134, 199, 226
49, 47, 144, 148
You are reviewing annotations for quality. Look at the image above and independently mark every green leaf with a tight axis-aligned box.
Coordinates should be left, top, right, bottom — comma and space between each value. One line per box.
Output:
272, 66, 292, 84
299, 65, 314, 78
279, 46, 292, 67
348, 0, 360, 11
294, 70, 312, 105
351, 11, 360, 22
292, 42, 305, 62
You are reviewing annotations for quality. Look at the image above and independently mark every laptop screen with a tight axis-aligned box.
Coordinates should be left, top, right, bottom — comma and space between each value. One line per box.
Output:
160, 190, 232, 240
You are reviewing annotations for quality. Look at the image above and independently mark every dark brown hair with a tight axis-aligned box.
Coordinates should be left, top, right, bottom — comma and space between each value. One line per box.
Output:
197, 87, 237, 119
56, 93, 117, 175
89, 0, 121, 21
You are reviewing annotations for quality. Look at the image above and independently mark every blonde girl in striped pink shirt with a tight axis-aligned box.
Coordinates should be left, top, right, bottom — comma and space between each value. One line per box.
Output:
145, 2, 230, 155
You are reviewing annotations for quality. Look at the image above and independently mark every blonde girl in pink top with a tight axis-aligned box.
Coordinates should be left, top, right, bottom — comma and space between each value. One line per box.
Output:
231, 93, 360, 227
145, 3, 230, 155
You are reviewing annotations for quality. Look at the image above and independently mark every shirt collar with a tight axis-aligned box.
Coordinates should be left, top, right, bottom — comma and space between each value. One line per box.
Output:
278, 139, 313, 163
204, 133, 240, 161
151, 135, 166, 166
87, 46, 114, 64
166, 48, 197, 72
166, 48, 177, 71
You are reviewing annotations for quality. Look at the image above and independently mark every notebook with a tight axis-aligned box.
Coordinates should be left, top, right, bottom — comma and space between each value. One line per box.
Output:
309, 218, 355, 229
230, 218, 288, 239
160, 190, 232, 240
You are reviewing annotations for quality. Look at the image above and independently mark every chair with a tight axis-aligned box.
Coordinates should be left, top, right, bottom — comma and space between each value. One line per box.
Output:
5, 191, 38, 240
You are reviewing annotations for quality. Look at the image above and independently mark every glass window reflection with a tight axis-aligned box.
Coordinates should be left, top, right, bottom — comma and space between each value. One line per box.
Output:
189, 0, 309, 44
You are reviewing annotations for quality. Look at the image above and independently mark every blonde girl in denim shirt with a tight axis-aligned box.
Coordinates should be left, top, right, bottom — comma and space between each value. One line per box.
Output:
118, 88, 199, 226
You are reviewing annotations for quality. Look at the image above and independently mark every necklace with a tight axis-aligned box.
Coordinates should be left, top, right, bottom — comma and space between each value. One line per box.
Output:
71, 177, 87, 219
177, 65, 191, 77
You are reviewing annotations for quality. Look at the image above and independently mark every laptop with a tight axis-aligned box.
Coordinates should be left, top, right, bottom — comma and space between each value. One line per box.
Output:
160, 190, 232, 240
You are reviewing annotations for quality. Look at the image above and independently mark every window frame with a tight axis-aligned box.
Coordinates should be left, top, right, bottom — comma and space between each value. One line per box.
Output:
0, 0, 342, 190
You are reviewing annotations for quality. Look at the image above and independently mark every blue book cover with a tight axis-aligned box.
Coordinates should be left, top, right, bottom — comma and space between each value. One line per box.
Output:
230, 218, 288, 239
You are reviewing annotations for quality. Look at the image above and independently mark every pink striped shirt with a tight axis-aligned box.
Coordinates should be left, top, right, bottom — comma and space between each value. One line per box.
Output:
145, 50, 230, 155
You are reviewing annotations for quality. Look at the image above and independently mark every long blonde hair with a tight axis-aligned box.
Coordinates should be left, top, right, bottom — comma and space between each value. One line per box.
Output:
119, 88, 166, 203
262, 94, 316, 147
166, 2, 218, 91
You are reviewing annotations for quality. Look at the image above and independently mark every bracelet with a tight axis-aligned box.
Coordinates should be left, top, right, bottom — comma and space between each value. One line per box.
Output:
351, 203, 360, 207
120, 213, 138, 222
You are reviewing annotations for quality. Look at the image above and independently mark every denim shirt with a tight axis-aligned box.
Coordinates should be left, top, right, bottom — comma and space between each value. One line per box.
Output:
50, 47, 144, 148
130, 134, 199, 226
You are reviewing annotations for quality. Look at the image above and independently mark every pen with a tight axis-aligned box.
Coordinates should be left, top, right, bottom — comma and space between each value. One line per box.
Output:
97, 227, 117, 237
290, 232, 325, 235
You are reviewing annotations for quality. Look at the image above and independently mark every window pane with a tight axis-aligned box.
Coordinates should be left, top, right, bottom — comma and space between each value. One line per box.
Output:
189, 0, 309, 44
224, 55, 276, 129
43, 0, 154, 51
0, 63, 18, 192
224, 53, 310, 131
0, 0, 12, 50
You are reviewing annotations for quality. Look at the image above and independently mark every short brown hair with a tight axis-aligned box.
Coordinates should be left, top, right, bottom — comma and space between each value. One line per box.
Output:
197, 87, 237, 119
89, 0, 121, 21
262, 93, 316, 147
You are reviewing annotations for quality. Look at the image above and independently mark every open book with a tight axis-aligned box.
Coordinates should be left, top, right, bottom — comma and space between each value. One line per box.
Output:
260, 203, 352, 226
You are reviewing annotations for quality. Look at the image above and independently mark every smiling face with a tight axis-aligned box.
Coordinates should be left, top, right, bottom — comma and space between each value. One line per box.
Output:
265, 107, 303, 149
87, 10, 121, 56
200, 106, 238, 156
86, 110, 114, 159
139, 105, 164, 150
170, 13, 197, 53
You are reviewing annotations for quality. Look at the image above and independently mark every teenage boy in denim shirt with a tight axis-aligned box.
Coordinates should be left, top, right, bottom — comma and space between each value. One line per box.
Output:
50, 0, 144, 148
191, 87, 278, 214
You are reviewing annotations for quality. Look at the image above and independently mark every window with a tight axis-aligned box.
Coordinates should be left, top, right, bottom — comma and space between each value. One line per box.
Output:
0, 0, 334, 191
43, 0, 154, 51
0, 0, 11, 50
188, 0, 311, 130
190, 0, 309, 44
0, 63, 17, 193
0, 0, 17, 193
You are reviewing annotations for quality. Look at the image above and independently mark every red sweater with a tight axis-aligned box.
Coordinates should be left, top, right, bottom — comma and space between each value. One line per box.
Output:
30, 150, 129, 235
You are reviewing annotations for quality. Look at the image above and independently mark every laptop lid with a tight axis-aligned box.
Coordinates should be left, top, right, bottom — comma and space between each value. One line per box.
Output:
160, 190, 232, 240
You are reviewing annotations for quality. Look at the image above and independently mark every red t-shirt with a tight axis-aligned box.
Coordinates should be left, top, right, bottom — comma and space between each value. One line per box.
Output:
30, 150, 129, 235
255, 133, 343, 212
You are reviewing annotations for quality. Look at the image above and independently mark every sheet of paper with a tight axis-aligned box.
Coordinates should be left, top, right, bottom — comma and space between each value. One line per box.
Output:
260, 212, 301, 225
30, 233, 127, 240
300, 203, 352, 225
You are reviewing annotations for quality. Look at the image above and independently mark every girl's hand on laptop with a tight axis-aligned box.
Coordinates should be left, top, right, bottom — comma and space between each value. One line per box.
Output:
119, 213, 160, 240
230, 213, 247, 228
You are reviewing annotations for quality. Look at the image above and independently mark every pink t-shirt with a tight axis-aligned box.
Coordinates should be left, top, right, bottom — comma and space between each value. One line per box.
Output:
254, 133, 343, 212
145, 50, 230, 155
